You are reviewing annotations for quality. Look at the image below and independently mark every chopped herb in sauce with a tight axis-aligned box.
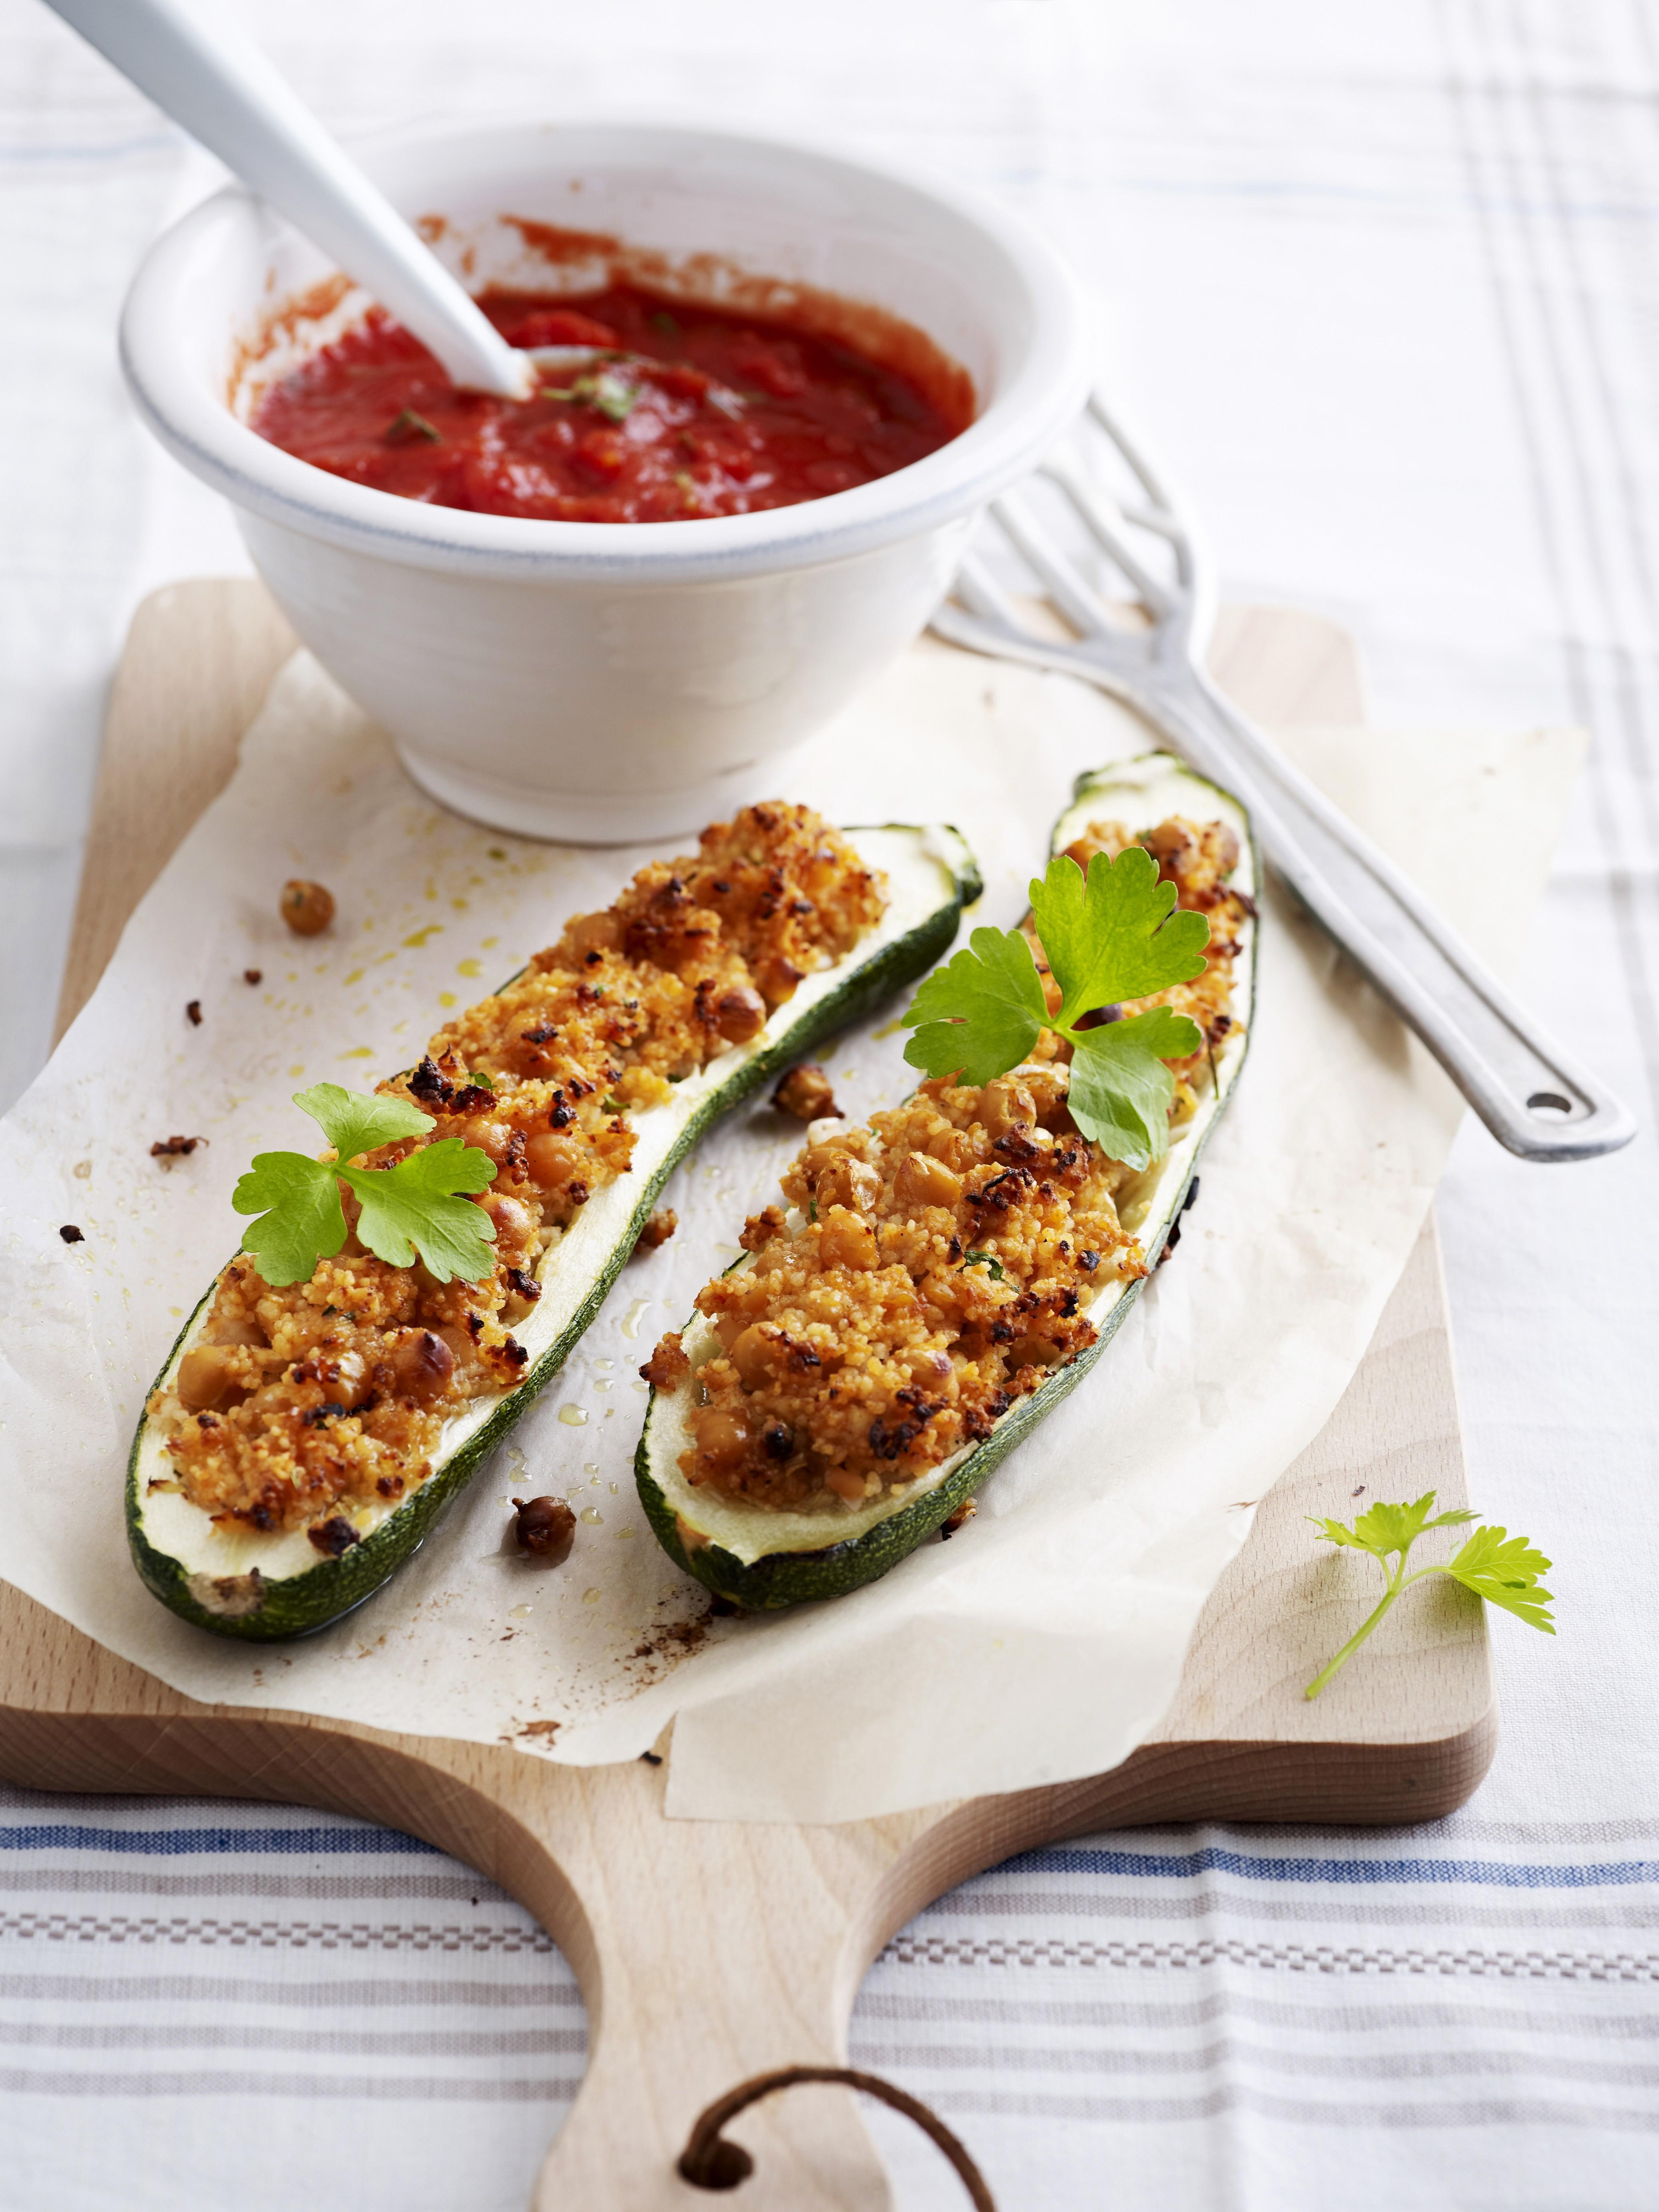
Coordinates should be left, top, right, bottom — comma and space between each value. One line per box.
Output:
385, 407, 441, 445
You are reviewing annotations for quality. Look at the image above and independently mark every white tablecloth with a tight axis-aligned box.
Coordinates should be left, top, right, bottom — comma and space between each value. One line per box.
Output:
2, 1, 1657, 2205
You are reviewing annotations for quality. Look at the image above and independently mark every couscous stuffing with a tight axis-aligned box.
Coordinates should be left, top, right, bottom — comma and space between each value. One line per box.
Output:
653, 815, 1248, 1512
150, 805, 886, 1547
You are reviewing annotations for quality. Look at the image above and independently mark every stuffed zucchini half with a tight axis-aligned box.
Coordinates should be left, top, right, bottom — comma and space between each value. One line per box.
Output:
636, 754, 1256, 1609
129, 810, 981, 1641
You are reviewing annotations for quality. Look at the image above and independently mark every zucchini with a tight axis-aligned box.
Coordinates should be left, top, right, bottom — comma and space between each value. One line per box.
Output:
128, 822, 982, 1641
636, 754, 1255, 1609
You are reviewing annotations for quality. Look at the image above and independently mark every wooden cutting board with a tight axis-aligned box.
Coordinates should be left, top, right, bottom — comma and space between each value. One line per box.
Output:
1, 580, 1492, 2211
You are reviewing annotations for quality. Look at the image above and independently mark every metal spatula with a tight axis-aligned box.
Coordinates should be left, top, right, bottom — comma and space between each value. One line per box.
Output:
931, 392, 1635, 1163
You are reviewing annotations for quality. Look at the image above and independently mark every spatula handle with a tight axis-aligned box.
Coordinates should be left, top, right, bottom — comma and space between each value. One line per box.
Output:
42, 0, 533, 398
1139, 667, 1637, 1163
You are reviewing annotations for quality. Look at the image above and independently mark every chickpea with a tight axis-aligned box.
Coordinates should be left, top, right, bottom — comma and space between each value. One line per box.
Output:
825, 1464, 867, 1503
458, 1117, 515, 1165
893, 1151, 963, 1212
281, 879, 335, 936
525, 1131, 583, 1191
1006, 1334, 1063, 1371
920, 1271, 964, 1318
512, 1495, 575, 1565
177, 1345, 249, 1413
712, 985, 767, 1045
323, 1349, 370, 1408
818, 1210, 879, 1272
1143, 820, 1196, 878
1213, 823, 1241, 875
980, 1078, 1037, 1139
376, 1328, 455, 1408
692, 1408, 750, 1475
815, 1155, 881, 1215
564, 910, 622, 958
206, 1315, 266, 1348
482, 1193, 534, 1254
433, 1323, 475, 1369
754, 954, 803, 1006
729, 1324, 779, 1390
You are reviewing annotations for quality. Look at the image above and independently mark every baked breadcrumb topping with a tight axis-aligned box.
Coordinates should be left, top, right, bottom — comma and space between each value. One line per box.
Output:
149, 804, 885, 1545
655, 815, 1249, 1512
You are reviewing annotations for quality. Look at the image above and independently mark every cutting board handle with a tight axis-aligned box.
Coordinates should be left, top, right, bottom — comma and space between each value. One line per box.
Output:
514, 1757, 905, 2210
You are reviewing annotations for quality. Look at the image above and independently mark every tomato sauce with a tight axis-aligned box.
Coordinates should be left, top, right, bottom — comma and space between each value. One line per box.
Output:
248, 284, 966, 524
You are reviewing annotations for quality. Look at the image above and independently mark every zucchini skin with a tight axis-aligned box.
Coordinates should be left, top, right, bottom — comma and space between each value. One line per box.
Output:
126, 832, 983, 1643
636, 758, 1256, 1611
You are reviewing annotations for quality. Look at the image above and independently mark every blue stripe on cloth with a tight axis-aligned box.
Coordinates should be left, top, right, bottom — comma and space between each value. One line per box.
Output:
1010, 1847, 1659, 1891
0, 1827, 437, 1857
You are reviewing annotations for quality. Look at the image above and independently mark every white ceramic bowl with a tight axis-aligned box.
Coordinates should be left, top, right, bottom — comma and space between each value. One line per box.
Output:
121, 120, 1092, 840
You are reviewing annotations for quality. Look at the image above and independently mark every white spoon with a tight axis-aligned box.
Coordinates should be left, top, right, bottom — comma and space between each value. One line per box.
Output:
45, 0, 543, 401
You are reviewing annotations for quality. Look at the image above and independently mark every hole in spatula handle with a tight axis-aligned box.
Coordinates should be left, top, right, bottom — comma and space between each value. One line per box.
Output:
677, 2064, 996, 2208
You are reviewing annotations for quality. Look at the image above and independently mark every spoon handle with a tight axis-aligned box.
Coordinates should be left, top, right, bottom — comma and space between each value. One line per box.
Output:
44, 0, 534, 399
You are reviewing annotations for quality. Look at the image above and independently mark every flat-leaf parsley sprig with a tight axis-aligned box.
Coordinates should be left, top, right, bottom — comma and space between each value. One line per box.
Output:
1305, 1490, 1555, 1699
901, 846, 1212, 1169
232, 1083, 498, 1289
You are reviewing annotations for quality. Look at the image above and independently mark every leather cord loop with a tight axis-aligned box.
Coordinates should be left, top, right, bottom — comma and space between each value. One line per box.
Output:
677, 2064, 995, 2208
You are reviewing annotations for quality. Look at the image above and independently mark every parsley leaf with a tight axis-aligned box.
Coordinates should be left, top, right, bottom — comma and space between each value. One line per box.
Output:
234, 1150, 349, 1289
385, 407, 441, 446
1308, 1493, 1478, 1557
1442, 1523, 1557, 1631
1030, 844, 1209, 1025
1304, 1490, 1554, 1698
903, 927, 1049, 1087
546, 367, 639, 422
231, 1086, 498, 1289
901, 847, 1210, 1169
348, 1138, 498, 1278
1067, 1008, 1201, 1168
294, 1082, 429, 1164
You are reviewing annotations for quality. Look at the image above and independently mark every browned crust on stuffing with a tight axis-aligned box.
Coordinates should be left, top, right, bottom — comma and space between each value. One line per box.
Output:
151, 805, 885, 1542
658, 815, 1244, 1514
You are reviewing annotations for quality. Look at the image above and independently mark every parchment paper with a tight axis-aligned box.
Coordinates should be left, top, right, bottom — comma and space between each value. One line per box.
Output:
0, 639, 1582, 1822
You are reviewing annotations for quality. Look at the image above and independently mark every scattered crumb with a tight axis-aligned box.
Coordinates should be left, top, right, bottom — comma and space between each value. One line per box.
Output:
773, 1063, 840, 1121
150, 1134, 206, 1159
634, 1207, 677, 1254
639, 1332, 689, 1392
939, 1498, 977, 1541
244, 968, 262, 986
185, 1000, 202, 1026
516, 1718, 561, 1741
630, 1618, 709, 1664
58, 1224, 83, 1244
